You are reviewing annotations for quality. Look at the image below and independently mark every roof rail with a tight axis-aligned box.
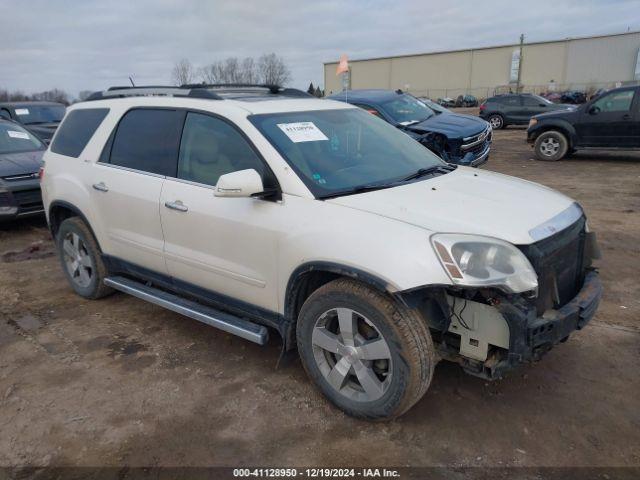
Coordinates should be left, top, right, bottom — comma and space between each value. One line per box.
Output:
84, 86, 222, 102
180, 83, 313, 98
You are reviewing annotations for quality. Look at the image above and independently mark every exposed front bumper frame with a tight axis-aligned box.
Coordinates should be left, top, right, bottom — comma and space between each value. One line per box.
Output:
482, 270, 602, 379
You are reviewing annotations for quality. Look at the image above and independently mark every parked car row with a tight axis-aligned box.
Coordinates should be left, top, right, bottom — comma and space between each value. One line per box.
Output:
540, 90, 587, 104
35, 83, 602, 419
0, 101, 66, 142
0, 119, 46, 221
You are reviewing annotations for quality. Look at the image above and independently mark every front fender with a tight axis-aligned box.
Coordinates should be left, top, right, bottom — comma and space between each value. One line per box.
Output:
527, 119, 577, 146
276, 195, 452, 314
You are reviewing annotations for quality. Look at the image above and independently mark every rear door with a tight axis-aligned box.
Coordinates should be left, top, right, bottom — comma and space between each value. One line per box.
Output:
520, 95, 549, 120
159, 111, 282, 312
575, 88, 637, 147
499, 96, 522, 123
91, 108, 184, 274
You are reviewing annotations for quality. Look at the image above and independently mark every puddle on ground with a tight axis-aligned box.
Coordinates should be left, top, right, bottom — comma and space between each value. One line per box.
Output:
1, 241, 55, 263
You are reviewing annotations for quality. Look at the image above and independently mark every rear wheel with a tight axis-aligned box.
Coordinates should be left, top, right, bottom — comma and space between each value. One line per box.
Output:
297, 279, 435, 420
488, 114, 504, 129
56, 217, 113, 299
534, 130, 569, 161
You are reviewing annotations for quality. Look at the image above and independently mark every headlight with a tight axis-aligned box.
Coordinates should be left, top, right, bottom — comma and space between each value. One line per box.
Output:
528, 118, 538, 128
431, 233, 538, 293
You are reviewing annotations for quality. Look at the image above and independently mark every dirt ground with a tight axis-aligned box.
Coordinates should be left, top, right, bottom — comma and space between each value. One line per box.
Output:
0, 123, 639, 471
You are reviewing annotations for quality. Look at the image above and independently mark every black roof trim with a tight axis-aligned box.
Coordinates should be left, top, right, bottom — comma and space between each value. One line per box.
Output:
82, 84, 313, 102
84, 86, 223, 102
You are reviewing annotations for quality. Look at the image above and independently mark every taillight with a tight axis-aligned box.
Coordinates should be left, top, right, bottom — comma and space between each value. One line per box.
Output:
38, 166, 45, 181
479, 104, 486, 111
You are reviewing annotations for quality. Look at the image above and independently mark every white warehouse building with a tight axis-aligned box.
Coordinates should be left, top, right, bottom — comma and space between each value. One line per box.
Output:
323, 31, 640, 100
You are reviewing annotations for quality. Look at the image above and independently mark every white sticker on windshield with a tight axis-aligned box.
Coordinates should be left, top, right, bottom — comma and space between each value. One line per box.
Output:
15, 108, 29, 115
7, 130, 30, 139
277, 122, 328, 143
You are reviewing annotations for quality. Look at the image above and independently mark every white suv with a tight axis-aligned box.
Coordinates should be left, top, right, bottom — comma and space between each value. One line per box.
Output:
41, 85, 602, 419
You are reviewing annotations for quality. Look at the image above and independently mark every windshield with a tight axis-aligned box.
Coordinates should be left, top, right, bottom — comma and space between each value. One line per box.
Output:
249, 108, 445, 198
13, 105, 66, 124
380, 94, 435, 124
0, 123, 45, 154
422, 99, 449, 114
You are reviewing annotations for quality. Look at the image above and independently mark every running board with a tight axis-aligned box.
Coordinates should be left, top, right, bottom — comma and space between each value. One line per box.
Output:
104, 276, 268, 345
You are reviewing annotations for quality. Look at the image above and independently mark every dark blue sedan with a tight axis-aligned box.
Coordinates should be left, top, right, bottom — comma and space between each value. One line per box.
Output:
327, 89, 491, 167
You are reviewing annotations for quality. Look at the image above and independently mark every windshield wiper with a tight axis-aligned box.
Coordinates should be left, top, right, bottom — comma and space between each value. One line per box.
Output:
401, 164, 455, 182
319, 182, 397, 200
24, 121, 58, 125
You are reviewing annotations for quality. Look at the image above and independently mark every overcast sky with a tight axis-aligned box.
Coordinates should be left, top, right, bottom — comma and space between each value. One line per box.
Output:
1, 0, 639, 98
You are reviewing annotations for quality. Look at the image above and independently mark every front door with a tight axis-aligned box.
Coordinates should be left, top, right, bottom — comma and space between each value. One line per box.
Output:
159, 111, 282, 312
575, 89, 637, 147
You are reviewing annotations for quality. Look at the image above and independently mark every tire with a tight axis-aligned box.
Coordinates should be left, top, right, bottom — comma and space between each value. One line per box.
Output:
534, 130, 569, 161
56, 217, 113, 299
488, 114, 504, 129
296, 278, 435, 420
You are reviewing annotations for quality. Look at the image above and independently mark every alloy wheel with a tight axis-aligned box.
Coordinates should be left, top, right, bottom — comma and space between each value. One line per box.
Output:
311, 307, 392, 402
62, 232, 93, 288
540, 136, 560, 156
489, 115, 503, 129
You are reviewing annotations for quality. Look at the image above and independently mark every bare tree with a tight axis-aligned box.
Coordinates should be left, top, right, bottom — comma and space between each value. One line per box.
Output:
171, 58, 195, 86
32, 88, 70, 105
240, 57, 258, 83
257, 53, 291, 86
199, 56, 259, 84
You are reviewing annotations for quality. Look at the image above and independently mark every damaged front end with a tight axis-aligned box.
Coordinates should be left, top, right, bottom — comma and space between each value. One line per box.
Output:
408, 125, 492, 167
399, 216, 602, 380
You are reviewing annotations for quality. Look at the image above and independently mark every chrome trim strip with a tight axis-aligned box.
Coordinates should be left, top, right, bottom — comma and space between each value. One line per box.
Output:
528, 203, 584, 242
470, 145, 491, 166
104, 276, 268, 345
95, 162, 166, 179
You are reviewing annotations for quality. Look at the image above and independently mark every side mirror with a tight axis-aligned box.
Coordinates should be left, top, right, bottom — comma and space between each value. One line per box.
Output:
588, 105, 599, 115
215, 169, 264, 198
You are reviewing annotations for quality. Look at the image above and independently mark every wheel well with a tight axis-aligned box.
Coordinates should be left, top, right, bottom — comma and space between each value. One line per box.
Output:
287, 270, 341, 323
49, 204, 78, 238
531, 126, 572, 147
48, 202, 102, 252
283, 263, 392, 349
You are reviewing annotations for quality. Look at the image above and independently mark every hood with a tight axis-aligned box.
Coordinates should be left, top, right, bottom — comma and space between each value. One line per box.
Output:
326, 167, 575, 245
24, 123, 59, 141
534, 106, 580, 122
0, 150, 44, 177
405, 113, 487, 139
547, 103, 576, 111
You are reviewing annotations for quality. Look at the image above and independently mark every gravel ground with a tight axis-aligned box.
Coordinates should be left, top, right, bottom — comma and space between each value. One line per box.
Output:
0, 123, 639, 470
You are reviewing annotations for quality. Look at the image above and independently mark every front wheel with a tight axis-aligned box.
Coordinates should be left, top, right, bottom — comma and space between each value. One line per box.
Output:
534, 131, 569, 161
297, 279, 435, 420
488, 114, 504, 129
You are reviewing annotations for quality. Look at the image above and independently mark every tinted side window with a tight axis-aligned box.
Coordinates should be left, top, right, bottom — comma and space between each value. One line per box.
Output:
522, 96, 541, 107
592, 90, 635, 113
501, 96, 520, 106
50, 108, 109, 157
109, 109, 183, 176
177, 112, 265, 186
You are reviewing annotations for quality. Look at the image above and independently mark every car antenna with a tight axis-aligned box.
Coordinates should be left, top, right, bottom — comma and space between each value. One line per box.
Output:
128, 76, 135, 87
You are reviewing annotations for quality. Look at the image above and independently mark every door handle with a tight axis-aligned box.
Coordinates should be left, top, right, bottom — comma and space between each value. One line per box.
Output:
622, 114, 631, 120
164, 200, 188, 212
92, 182, 109, 192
